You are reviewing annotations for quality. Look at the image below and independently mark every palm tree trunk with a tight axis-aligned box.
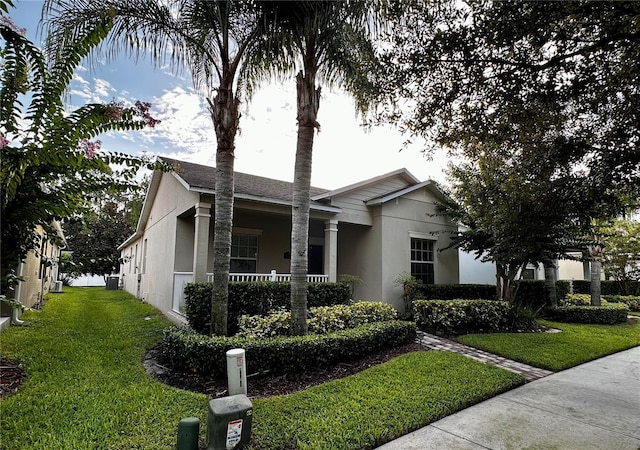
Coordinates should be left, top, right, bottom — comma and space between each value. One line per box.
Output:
590, 259, 602, 306
544, 262, 557, 308
588, 242, 602, 307
290, 70, 320, 336
209, 83, 240, 336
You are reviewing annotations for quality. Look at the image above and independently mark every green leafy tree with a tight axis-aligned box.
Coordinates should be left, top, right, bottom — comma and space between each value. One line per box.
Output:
602, 218, 640, 296
0, 3, 159, 294
379, 1, 639, 305
442, 144, 595, 305
379, 1, 639, 193
63, 202, 134, 280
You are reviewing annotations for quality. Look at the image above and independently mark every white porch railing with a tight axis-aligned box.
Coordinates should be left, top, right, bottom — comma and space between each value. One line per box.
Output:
172, 270, 329, 314
207, 270, 328, 283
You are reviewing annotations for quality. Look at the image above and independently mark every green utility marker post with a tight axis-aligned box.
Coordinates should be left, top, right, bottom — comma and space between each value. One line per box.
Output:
177, 417, 200, 450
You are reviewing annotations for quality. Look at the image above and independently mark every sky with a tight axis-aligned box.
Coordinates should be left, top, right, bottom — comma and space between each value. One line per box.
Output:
6, 0, 452, 190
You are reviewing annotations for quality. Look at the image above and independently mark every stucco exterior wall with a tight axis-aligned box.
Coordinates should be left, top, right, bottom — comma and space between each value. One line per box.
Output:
377, 192, 459, 311
14, 225, 61, 308
120, 173, 199, 318
233, 210, 292, 274
337, 219, 383, 301
332, 176, 410, 226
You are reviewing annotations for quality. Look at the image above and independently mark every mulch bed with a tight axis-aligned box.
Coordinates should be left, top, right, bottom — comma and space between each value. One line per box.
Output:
0, 357, 25, 399
146, 342, 426, 399
1, 337, 424, 400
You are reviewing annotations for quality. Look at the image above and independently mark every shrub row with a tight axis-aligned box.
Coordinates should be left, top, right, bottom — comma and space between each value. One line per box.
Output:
418, 281, 570, 310
565, 293, 591, 306
158, 320, 416, 378
418, 284, 496, 300
547, 304, 629, 324
237, 301, 398, 338
572, 280, 640, 296
564, 293, 640, 311
604, 295, 640, 311
414, 299, 510, 334
184, 282, 351, 335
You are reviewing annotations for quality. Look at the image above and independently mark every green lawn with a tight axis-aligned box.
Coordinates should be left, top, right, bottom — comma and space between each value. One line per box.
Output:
457, 319, 640, 371
0, 288, 207, 449
251, 351, 522, 450
1, 287, 524, 450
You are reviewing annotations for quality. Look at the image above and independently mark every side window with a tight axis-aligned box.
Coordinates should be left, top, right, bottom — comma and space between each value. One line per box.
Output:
410, 237, 435, 285
230, 234, 258, 273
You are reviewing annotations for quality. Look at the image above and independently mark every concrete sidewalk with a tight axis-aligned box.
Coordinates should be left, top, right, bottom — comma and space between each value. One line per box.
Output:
377, 346, 640, 449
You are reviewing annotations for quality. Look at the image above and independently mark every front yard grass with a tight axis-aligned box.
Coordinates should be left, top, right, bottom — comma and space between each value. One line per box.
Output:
457, 319, 640, 371
1, 287, 524, 450
0, 288, 207, 449
251, 351, 523, 449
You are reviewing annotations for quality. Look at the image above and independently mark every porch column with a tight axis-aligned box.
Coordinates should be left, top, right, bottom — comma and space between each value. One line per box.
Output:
193, 202, 212, 283
324, 219, 338, 282
582, 251, 590, 280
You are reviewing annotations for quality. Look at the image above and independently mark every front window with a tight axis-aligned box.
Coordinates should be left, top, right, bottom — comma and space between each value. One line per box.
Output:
230, 234, 258, 273
411, 238, 434, 284
522, 268, 535, 280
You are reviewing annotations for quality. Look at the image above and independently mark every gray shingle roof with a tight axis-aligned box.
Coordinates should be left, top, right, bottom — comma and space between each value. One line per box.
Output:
161, 157, 330, 203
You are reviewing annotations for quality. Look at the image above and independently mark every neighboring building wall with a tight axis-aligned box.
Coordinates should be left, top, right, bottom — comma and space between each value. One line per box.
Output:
459, 251, 496, 284
16, 225, 61, 308
70, 275, 106, 287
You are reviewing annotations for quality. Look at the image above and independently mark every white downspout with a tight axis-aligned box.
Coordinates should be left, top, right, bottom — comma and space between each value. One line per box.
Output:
11, 262, 25, 326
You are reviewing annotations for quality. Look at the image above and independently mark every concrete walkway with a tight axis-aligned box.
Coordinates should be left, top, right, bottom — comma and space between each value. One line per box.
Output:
378, 345, 640, 449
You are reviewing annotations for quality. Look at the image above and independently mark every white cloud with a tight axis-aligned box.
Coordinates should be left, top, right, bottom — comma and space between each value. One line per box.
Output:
93, 78, 114, 101
88, 82, 452, 190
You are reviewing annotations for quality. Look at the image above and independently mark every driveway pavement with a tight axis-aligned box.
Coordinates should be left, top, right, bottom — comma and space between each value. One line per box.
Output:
377, 345, 640, 449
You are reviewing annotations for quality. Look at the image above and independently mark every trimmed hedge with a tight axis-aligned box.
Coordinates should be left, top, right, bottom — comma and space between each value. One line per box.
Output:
184, 281, 351, 335
547, 303, 629, 324
418, 284, 496, 300
564, 293, 640, 311
414, 299, 510, 334
237, 301, 398, 338
565, 293, 592, 306
556, 280, 571, 301
158, 320, 416, 378
603, 295, 640, 311
517, 280, 569, 309
418, 281, 570, 309
572, 279, 640, 296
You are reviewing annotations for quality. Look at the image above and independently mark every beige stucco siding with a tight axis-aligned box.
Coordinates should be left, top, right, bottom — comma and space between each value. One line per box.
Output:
337, 221, 382, 301
232, 210, 292, 274
121, 173, 199, 316
331, 176, 410, 226
16, 225, 61, 308
379, 191, 459, 311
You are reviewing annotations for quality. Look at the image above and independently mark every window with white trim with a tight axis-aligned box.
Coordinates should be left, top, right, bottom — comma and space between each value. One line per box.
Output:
410, 237, 434, 284
230, 234, 258, 273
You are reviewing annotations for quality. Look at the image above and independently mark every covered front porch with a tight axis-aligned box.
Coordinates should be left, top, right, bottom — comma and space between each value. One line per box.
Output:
172, 271, 329, 314
172, 201, 340, 315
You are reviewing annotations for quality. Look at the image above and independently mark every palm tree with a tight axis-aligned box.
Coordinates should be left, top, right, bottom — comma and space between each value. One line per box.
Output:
43, 0, 271, 335
245, 1, 385, 335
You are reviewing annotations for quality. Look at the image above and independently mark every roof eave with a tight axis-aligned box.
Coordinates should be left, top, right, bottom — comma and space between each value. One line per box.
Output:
311, 168, 421, 201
